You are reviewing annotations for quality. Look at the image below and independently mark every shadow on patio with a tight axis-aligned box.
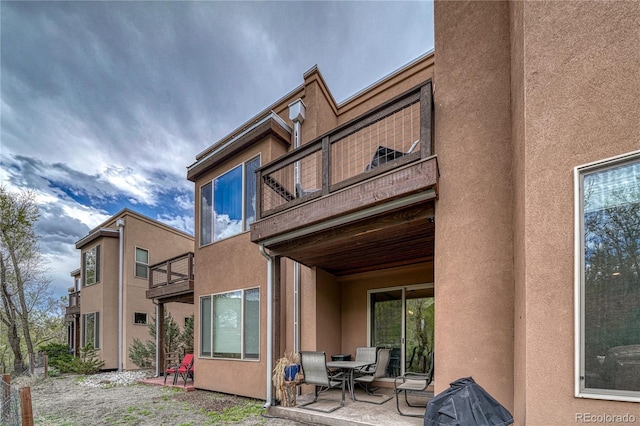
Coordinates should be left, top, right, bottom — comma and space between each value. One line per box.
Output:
268, 386, 432, 426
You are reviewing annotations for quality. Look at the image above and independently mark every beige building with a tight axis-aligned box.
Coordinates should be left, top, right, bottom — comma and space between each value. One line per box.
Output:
152, 1, 639, 424
66, 209, 194, 371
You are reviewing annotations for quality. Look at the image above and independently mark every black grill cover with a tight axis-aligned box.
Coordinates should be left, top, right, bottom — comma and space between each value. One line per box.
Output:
424, 377, 513, 426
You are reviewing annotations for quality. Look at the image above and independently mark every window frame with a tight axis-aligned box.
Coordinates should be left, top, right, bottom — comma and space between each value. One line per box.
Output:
82, 245, 101, 287
82, 312, 100, 349
199, 155, 261, 247
135, 247, 149, 279
199, 287, 260, 361
574, 149, 640, 402
133, 312, 148, 325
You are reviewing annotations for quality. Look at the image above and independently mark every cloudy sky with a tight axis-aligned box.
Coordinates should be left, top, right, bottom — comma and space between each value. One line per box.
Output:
1, 1, 434, 297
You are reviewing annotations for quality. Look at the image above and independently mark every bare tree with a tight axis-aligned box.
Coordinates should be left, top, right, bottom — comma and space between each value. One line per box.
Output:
0, 186, 51, 374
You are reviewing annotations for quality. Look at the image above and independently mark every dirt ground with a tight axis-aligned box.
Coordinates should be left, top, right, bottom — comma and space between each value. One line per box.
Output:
17, 373, 305, 426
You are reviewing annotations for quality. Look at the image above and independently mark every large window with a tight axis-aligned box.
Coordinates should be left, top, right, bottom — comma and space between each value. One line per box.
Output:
82, 245, 100, 286
135, 247, 149, 279
200, 288, 260, 360
200, 156, 260, 245
576, 151, 640, 401
82, 312, 100, 349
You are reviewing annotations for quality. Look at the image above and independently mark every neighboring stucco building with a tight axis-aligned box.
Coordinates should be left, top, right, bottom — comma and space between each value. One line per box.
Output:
66, 209, 194, 371
172, 1, 640, 424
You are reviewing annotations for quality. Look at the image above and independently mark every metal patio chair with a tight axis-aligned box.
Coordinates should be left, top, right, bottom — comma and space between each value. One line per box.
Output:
299, 351, 346, 413
394, 352, 434, 417
354, 348, 393, 404
353, 346, 377, 376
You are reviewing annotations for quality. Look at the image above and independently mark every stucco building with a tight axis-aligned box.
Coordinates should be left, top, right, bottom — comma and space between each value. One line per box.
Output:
151, 1, 639, 424
66, 209, 193, 371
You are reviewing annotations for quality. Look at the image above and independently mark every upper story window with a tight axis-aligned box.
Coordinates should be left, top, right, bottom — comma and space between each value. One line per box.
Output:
135, 247, 149, 279
82, 245, 100, 286
200, 156, 260, 246
576, 151, 640, 401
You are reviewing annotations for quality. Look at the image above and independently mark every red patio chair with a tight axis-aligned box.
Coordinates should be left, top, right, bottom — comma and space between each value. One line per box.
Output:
165, 353, 194, 386
175, 353, 194, 387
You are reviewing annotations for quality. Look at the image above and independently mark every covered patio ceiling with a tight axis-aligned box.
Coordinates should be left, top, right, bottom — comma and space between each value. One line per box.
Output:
262, 201, 435, 276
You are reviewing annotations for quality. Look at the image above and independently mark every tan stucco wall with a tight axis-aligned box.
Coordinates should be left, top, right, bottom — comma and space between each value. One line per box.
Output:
515, 2, 640, 424
80, 237, 119, 369
435, 0, 640, 423
193, 231, 268, 399
337, 55, 434, 124
434, 0, 515, 411
118, 212, 194, 370
510, 0, 527, 422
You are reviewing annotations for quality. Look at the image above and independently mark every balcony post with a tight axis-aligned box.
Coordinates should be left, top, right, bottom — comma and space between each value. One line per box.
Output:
321, 136, 330, 195
256, 169, 263, 221
157, 303, 165, 378
420, 81, 433, 158
166, 261, 172, 285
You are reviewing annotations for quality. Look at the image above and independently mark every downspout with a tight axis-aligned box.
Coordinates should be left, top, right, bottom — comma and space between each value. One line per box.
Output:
288, 99, 305, 358
116, 218, 125, 372
153, 300, 160, 377
259, 244, 274, 408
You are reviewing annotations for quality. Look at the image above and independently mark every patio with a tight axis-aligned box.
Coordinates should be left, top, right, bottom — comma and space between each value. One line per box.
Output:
139, 375, 195, 392
269, 386, 432, 426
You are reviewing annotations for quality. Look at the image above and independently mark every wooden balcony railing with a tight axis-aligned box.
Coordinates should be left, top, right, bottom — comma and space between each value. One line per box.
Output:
66, 290, 80, 316
256, 81, 433, 219
148, 252, 194, 290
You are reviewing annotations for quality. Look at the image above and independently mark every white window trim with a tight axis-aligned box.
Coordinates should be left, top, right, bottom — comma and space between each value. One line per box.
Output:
134, 246, 149, 279
574, 149, 640, 402
199, 287, 260, 361
199, 154, 261, 247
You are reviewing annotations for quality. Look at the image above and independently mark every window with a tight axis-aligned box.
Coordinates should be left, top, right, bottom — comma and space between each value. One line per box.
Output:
200, 156, 260, 245
576, 151, 640, 401
82, 245, 100, 286
200, 288, 260, 360
82, 312, 100, 349
135, 247, 149, 279
134, 312, 148, 325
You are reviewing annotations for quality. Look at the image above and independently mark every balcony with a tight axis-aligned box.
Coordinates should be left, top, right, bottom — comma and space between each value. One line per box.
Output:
66, 289, 80, 317
146, 252, 194, 304
251, 81, 437, 276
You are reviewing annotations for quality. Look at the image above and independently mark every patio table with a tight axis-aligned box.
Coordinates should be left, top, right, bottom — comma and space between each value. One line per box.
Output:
326, 360, 374, 401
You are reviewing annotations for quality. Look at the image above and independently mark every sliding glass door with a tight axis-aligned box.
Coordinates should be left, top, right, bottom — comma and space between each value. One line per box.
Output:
369, 285, 434, 378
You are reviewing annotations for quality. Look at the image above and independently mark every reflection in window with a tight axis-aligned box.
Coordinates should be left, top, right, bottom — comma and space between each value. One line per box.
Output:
200, 288, 260, 360
83, 245, 100, 286
200, 296, 212, 357
578, 155, 640, 397
214, 165, 243, 241
201, 182, 213, 246
245, 157, 260, 230
135, 248, 149, 279
199, 156, 260, 246
82, 312, 100, 348
134, 312, 148, 324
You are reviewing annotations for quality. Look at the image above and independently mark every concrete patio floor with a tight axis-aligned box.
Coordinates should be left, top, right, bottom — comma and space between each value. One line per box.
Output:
268, 386, 432, 425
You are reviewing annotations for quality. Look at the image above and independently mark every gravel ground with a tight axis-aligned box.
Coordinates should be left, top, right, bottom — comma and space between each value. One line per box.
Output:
15, 371, 306, 426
